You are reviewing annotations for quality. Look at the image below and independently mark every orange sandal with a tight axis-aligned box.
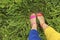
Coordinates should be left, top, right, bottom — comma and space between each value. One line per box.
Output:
37, 12, 43, 16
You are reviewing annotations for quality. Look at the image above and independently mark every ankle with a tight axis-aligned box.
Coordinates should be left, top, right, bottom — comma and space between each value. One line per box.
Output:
31, 22, 37, 30
32, 24, 37, 28
40, 22, 45, 26
31, 26, 37, 30
40, 23, 48, 29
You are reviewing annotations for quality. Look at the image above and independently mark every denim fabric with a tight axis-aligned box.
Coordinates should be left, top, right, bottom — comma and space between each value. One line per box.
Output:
28, 29, 41, 40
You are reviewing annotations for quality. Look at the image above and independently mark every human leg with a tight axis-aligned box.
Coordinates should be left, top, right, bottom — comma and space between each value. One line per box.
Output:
28, 13, 41, 40
37, 12, 60, 40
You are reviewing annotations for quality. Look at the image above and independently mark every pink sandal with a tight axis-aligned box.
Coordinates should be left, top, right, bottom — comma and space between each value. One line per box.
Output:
30, 14, 36, 19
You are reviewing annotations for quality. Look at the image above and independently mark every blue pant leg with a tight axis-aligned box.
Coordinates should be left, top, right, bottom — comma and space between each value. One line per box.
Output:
28, 29, 41, 40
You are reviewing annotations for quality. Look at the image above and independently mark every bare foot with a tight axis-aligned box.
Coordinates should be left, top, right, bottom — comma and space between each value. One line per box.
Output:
37, 12, 48, 30
30, 13, 37, 30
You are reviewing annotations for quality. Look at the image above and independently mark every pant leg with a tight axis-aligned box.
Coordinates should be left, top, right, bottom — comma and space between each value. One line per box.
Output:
28, 29, 41, 40
44, 26, 60, 40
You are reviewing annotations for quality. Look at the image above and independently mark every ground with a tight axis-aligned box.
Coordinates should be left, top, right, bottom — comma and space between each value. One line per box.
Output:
0, 0, 60, 40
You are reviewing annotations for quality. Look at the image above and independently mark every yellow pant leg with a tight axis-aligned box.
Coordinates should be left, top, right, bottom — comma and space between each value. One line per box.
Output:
44, 26, 60, 40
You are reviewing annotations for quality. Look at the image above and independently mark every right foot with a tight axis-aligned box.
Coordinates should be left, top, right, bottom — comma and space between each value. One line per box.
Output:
37, 12, 48, 29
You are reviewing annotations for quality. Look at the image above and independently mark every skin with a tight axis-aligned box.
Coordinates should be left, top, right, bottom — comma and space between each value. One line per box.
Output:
30, 13, 60, 40
30, 13, 37, 30
30, 13, 48, 30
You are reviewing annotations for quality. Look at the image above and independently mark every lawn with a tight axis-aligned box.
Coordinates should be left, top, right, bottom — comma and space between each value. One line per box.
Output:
0, 0, 60, 40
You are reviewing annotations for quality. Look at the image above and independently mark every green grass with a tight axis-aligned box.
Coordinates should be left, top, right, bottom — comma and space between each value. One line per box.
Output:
0, 0, 60, 40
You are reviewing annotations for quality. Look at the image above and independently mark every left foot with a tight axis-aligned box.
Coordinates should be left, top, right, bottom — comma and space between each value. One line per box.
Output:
30, 13, 37, 30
